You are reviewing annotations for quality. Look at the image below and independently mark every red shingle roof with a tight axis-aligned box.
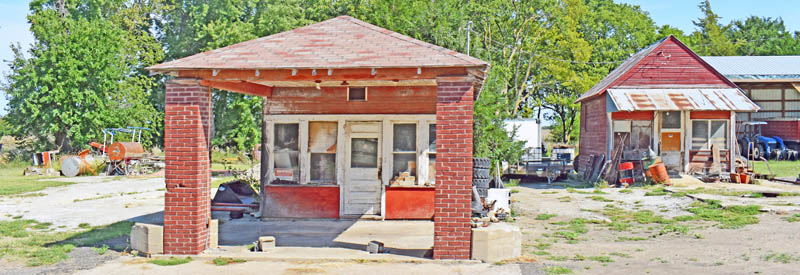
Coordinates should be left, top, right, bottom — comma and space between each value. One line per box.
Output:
148, 16, 487, 72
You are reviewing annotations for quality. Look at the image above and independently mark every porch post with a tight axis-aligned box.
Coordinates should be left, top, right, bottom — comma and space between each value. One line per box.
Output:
163, 78, 212, 254
433, 75, 474, 260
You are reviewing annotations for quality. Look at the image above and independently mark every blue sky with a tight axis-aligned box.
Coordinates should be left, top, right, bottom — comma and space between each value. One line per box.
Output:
0, 0, 799, 116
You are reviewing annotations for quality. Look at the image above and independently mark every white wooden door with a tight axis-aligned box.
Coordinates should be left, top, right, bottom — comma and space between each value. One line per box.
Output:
344, 122, 382, 215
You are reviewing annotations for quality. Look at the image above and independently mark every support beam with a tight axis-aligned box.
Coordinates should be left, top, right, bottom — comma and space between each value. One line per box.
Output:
433, 75, 475, 260
175, 67, 470, 82
163, 78, 212, 255
200, 80, 273, 97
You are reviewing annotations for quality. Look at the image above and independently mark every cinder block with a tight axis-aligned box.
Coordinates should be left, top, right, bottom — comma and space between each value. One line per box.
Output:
258, 236, 275, 251
471, 223, 522, 263
130, 223, 163, 255
209, 219, 218, 248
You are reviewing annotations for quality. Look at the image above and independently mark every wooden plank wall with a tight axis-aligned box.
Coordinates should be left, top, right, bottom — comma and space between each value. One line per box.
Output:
265, 86, 436, 114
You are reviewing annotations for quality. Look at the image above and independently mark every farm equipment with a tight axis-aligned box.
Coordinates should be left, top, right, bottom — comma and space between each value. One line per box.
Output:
738, 121, 798, 161
88, 127, 161, 175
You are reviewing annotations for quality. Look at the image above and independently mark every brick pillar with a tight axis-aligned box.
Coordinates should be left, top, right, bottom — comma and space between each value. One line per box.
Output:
434, 76, 474, 260
163, 79, 212, 255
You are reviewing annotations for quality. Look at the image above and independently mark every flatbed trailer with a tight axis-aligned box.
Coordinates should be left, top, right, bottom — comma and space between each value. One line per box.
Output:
503, 159, 570, 182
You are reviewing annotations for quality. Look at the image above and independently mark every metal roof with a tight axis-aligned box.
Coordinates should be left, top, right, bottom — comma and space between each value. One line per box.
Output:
148, 16, 487, 72
701, 56, 800, 80
607, 88, 760, 112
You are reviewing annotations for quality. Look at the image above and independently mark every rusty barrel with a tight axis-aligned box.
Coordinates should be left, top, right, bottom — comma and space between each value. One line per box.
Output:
618, 162, 635, 186
108, 142, 145, 161
648, 162, 670, 184
61, 156, 93, 177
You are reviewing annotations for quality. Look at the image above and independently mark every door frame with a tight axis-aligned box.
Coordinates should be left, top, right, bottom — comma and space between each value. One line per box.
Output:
343, 121, 383, 216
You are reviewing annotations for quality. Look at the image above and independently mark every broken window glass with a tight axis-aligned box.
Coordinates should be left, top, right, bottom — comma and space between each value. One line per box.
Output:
692, 120, 709, 150
310, 153, 336, 182
273, 123, 299, 184
429, 124, 436, 152
309, 122, 337, 183
392, 153, 416, 178
710, 121, 728, 149
662, 111, 681, 129
351, 138, 378, 168
393, 124, 416, 152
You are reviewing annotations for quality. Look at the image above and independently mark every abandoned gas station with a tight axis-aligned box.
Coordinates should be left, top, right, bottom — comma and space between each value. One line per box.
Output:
147, 16, 489, 259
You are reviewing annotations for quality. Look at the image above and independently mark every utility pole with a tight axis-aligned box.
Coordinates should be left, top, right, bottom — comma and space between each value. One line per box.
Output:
466, 21, 473, 56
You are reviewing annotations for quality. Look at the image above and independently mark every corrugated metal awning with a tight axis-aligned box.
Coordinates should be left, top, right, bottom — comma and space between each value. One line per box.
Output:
607, 88, 760, 112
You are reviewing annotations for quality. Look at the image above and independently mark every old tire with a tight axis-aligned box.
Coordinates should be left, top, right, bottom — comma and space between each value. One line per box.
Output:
473, 157, 491, 169
473, 178, 490, 189
473, 168, 490, 179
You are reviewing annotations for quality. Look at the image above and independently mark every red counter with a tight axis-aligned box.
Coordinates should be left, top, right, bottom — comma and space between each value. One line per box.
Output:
385, 187, 435, 220
262, 185, 339, 218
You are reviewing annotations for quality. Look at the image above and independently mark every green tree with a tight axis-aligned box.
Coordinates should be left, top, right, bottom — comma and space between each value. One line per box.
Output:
727, 16, 800, 55
3, 0, 163, 151
689, 0, 737, 56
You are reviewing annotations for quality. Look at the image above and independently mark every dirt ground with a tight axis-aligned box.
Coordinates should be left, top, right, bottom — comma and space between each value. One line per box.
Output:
5, 173, 800, 274
509, 176, 800, 274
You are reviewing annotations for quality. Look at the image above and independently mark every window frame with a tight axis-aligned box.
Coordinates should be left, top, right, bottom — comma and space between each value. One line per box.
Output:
690, 119, 729, 150
391, 122, 418, 181
308, 121, 338, 184
347, 87, 368, 101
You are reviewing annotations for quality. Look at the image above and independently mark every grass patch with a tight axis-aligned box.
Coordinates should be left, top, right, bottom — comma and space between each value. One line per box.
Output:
211, 176, 236, 189
783, 213, 800, 223
588, 256, 614, 263
212, 257, 246, 266
686, 200, 761, 229
670, 192, 687, 198
616, 236, 648, 242
610, 252, 631, 258
557, 196, 572, 202
93, 245, 109, 255
536, 214, 557, 221
644, 187, 668, 196
149, 257, 193, 266
532, 250, 551, 256
566, 188, 607, 195
0, 167, 72, 196
544, 266, 573, 275
542, 191, 559, 194
73, 194, 114, 202
618, 189, 633, 194
752, 160, 798, 178
763, 252, 799, 264
589, 195, 614, 202
547, 255, 569, 261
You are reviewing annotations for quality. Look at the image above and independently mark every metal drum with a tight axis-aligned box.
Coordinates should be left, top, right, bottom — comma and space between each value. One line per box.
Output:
107, 142, 145, 161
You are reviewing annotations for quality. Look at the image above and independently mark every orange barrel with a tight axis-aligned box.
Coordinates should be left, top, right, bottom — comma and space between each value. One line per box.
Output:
648, 162, 670, 184
618, 162, 634, 186
107, 142, 145, 161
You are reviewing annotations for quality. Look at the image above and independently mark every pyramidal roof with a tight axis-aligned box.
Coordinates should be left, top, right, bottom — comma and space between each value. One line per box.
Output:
148, 16, 487, 72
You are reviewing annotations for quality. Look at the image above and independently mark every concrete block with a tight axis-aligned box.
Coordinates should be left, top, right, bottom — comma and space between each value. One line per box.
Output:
130, 223, 163, 255
367, 240, 384, 254
258, 236, 275, 251
209, 219, 218, 248
471, 223, 521, 263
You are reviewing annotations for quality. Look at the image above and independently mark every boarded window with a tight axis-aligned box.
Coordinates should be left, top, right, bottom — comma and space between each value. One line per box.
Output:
274, 123, 299, 183
309, 122, 337, 183
393, 123, 417, 179
351, 138, 378, 168
661, 111, 681, 129
348, 87, 367, 101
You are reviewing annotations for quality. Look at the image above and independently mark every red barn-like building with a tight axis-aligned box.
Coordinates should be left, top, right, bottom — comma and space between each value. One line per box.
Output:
576, 36, 759, 175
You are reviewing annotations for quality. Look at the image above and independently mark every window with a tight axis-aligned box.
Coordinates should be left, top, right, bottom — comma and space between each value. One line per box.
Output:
691, 120, 728, 150
427, 124, 436, 185
661, 111, 681, 129
392, 124, 417, 180
351, 138, 378, 168
274, 123, 299, 183
309, 122, 337, 183
347, 87, 367, 101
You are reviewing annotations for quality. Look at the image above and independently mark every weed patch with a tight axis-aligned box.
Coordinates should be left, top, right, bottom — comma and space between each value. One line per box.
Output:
763, 252, 799, 264
616, 236, 648, 242
687, 200, 761, 229
618, 189, 632, 194
644, 187, 668, 196
589, 196, 614, 202
149, 257, 193, 266
212, 257, 246, 266
536, 214, 557, 221
544, 265, 573, 274
588, 256, 614, 263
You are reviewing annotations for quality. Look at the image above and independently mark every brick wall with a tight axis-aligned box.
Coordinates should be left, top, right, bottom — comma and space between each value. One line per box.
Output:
578, 95, 607, 171
163, 79, 212, 255
433, 76, 474, 260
